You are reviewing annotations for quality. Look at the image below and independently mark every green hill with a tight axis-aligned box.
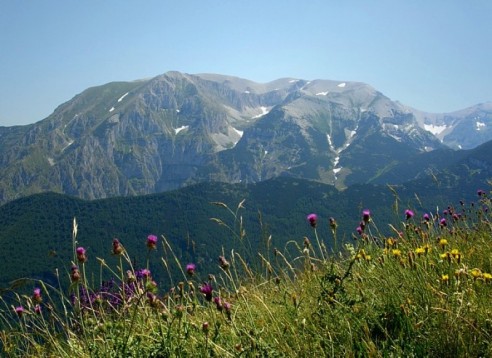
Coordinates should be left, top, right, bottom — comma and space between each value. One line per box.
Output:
0, 169, 489, 289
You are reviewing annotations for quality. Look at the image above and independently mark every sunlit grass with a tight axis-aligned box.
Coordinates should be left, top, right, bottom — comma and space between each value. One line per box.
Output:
0, 190, 491, 356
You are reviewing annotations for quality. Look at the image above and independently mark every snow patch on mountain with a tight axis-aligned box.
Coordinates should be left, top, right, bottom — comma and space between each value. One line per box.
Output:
327, 134, 334, 149
333, 166, 342, 181
232, 127, 244, 137
252, 106, 269, 119
316, 91, 329, 96
424, 124, 448, 136
476, 121, 486, 131
118, 92, 129, 102
61, 140, 74, 153
109, 107, 115, 112
328, 126, 359, 157
337, 82, 346, 88
174, 125, 189, 135
388, 133, 402, 142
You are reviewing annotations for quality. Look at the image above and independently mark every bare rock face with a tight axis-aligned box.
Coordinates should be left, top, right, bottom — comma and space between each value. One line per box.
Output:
0, 71, 488, 203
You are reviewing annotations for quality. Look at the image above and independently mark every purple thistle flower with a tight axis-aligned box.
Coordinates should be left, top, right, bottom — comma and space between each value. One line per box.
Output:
79, 286, 90, 305
15, 306, 24, 317
35, 304, 42, 314
223, 301, 232, 319
200, 283, 213, 301
423, 213, 430, 221
76, 247, 87, 263
356, 226, 363, 235
362, 210, 371, 223
147, 234, 158, 250
440, 218, 447, 227
307, 213, 318, 228
223, 301, 231, 312
136, 268, 151, 281
33, 288, 42, 303
478, 189, 486, 197
405, 209, 414, 220
213, 296, 223, 311
186, 263, 196, 276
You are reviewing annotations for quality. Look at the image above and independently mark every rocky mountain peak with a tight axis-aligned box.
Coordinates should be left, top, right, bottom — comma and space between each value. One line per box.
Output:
0, 71, 489, 203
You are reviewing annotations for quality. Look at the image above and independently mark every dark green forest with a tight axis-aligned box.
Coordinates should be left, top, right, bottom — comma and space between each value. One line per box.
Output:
0, 168, 489, 291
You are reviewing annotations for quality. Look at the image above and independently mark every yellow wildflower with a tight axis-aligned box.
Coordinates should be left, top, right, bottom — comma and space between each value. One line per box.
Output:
450, 249, 460, 258
439, 238, 448, 248
471, 268, 482, 280
441, 274, 449, 283
392, 249, 402, 257
483, 273, 492, 282
386, 238, 396, 247
415, 247, 426, 257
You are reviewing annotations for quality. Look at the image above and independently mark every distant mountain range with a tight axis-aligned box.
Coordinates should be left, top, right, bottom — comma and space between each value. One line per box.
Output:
0, 71, 491, 204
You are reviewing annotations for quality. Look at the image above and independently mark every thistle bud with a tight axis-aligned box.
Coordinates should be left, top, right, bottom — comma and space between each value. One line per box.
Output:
71, 265, 80, 282
218, 256, 230, 270
112, 238, 124, 255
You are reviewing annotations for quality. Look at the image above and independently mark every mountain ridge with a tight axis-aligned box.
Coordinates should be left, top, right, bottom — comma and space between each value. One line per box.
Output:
0, 71, 490, 204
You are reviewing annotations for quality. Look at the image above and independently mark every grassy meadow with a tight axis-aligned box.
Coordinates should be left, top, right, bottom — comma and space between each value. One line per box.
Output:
0, 189, 491, 357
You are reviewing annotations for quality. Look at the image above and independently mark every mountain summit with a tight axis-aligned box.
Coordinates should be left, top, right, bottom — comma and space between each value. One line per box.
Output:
0, 72, 489, 203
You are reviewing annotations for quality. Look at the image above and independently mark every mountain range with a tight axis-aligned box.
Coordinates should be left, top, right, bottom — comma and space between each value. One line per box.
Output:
0, 71, 491, 204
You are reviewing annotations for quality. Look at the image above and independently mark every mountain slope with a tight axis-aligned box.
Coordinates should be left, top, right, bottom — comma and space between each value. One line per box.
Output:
411, 102, 492, 149
195, 79, 444, 188
0, 72, 488, 203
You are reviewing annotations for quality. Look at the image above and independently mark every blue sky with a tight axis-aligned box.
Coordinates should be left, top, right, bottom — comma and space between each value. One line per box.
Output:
1, 0, 491, 126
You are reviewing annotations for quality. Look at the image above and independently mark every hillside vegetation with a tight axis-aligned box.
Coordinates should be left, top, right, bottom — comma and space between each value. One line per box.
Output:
0, 188, 491, 356
0, 174, 484, 289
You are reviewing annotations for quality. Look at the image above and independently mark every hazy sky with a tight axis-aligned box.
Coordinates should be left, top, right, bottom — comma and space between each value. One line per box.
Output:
1, 1, 491, 126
